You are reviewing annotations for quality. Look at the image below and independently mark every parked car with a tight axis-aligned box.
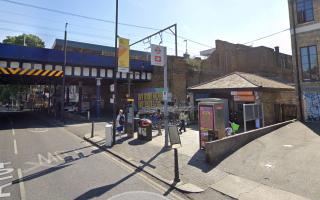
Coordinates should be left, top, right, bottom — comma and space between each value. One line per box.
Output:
64, 102, 78, 112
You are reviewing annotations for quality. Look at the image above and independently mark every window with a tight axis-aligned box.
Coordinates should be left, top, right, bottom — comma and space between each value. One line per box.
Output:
296, 0, 314, 23
300, 46, 319, 81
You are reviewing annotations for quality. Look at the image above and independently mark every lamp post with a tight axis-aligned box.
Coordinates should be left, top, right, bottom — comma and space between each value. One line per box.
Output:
60, 22, 68, 123
112, 0, 119, 146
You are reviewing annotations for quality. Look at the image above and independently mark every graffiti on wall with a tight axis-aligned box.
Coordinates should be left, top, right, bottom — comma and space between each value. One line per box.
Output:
135, 88, 164, 109
303, 91, 320, 121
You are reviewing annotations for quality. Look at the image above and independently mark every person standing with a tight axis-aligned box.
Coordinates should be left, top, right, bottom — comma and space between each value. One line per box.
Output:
116, 109, 125, 136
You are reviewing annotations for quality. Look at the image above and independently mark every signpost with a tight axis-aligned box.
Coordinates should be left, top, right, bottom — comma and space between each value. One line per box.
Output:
151, 44, 169, 147
151, 44, 166, 67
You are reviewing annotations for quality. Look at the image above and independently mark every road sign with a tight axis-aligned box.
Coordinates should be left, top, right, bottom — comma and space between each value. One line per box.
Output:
110, 84, 114, 92
151, 44, 166, 67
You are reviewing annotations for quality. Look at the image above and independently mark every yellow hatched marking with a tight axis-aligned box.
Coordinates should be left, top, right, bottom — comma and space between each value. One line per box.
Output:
0, 67, 9, 74
27, 69, 36, 75
8, 68, 21, 75
48, 70, 57, 77
33, 69, 43, 76
55, 71, 63, 77
19, 68, 29, 75
41, 70, 50, 76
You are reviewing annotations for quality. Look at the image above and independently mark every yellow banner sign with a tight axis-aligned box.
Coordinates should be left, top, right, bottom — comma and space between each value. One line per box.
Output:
118, 37, 130, 72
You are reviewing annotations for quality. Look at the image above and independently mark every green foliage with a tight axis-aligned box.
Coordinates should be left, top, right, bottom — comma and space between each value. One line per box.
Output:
186, 57, 201, 68
0, 85, 28, 103
2, 34, 45, 48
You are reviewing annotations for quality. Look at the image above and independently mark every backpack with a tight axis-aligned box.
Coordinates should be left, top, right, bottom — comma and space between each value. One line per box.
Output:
119, 115, 125, 125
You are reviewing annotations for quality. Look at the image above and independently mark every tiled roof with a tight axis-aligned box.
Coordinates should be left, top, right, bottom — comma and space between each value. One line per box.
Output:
188, 72, 294, 90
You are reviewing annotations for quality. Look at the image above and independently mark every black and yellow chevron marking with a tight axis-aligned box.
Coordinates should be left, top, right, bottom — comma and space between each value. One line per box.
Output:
0, 67, 63, 78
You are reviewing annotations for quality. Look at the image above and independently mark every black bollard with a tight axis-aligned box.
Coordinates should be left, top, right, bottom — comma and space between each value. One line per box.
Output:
174, 148, 180, 183
91, 121, 94, 138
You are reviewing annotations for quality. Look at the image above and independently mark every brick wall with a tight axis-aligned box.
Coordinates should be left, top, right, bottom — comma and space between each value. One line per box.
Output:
288, 0, 320, 121
200, 40, 294, 83
258, 90, 296, 125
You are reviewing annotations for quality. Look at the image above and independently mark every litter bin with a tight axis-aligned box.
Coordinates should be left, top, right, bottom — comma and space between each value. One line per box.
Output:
138, 118, 152, 141
105, 123, 113, 147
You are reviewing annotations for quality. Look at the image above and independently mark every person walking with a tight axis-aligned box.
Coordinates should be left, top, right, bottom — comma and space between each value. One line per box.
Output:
179, 111, 187, 133
116, 109, 125, 136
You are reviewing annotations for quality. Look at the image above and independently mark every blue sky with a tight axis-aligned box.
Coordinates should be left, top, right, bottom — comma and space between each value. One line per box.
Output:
0, 0, 292, 56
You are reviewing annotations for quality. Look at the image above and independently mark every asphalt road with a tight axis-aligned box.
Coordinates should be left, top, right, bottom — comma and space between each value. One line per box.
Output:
0, 112, 186, 200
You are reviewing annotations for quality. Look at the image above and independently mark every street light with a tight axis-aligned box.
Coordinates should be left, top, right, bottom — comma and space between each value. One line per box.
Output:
60, 22, 68, 123
112, 0, 119, 146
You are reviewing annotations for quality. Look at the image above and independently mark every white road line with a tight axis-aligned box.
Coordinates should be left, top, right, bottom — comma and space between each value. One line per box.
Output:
49, 122, 185, 200
13, 139, 18, 155
17, 168, 26, 200
12, 128, 15, 136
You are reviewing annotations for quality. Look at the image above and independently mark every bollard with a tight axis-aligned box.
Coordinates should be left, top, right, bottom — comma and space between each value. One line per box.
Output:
174, 148, 180, 183
91, 121, 94, 138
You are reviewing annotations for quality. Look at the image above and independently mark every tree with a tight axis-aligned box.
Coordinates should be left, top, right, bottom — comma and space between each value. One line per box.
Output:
0, 34, 44, 104
2, 34, 45, 48
0, 85, 28, 104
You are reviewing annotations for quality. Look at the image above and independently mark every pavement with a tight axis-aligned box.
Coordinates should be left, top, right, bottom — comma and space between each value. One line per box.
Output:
0, 111, 187, 200
80, 119, 320, 200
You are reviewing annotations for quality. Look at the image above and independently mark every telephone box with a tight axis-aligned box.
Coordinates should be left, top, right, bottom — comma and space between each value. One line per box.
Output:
125, 98, 134, 138
198, 101, 226, 149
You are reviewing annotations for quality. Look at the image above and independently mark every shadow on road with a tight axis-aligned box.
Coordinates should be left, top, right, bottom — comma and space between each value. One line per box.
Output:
304, 122, 320, 136
11, 144, 103, 186
74, 147, 172, 200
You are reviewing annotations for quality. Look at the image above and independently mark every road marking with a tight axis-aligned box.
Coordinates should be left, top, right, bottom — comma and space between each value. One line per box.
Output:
28, 128, 48, 133
11, 129, 15, 136
0, 182, 12, 198
90, 145, 185, 200
23, 152, 62, 173
264, 164, 273, 168
17, 169, 26, 200
0, 162, 14, 198
45, 121, 185, 200
0, 162, 11, 169
13, 139, 18, 155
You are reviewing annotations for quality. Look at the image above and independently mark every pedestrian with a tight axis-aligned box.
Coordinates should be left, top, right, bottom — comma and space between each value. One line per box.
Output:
116, 109, 125, 136
156, 109, 162, 136
179, 111, 187, 133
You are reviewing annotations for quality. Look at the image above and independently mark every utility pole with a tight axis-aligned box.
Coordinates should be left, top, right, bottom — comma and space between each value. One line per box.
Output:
164, 47, 169, 147
184, 40, 188, 54
112, 0, 119, 146
23, 34, 26, 46
60, 22, 68, 123
130, 24, 178, 148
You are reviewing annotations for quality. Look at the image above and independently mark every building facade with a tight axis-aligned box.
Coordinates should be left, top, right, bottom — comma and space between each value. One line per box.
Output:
288, 0, 320, 121
200, 40, 294, 83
